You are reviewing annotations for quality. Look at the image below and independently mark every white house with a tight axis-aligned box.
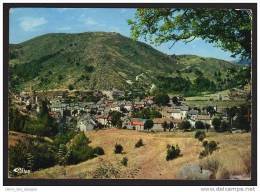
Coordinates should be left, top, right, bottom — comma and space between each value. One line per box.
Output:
171, 109, 182, 120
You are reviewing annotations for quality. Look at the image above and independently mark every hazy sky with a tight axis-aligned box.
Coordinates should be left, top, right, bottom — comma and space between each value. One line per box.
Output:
9, 8, 237, 61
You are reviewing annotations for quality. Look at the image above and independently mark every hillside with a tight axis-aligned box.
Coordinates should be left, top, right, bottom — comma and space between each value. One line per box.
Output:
21, 129, 251, 179
9, 32, 240, 93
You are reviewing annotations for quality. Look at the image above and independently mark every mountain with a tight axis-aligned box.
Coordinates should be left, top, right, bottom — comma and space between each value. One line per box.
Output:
9, 32, 240, 93
231, 59, 251, 66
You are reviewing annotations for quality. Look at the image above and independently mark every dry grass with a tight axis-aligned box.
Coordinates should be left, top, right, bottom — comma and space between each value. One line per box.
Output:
22, 128, 251, 179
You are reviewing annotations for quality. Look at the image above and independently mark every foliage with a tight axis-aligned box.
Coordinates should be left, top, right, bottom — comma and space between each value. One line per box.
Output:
178, 120, 191, 131
129, 8, 251, 59
154, 93, 170, 106
212, 118, 222, 132
9, 138, 56, 173
157, 76, 191, 94
114, 143, 123, 154
195, 130, 206, 142
93, 146, 105, 156
199, 140, 218, 159
9, 99, 58, 137
132, 108, 162, 119
195, 121, 205, 129
144, 119, 154, 131
166, 144, 181, 161
109, 111, 124, 128
135, 139, 144, 148
68, 84, 75, 90
121, 157, 128, 166
66, 132, 97, 165
194, 76, 216, 92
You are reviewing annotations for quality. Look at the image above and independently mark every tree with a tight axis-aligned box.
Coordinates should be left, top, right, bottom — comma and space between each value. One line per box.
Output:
114, 143, 123, 154
178, 120, 191, 131
195, 130, 206, 142
162, 121, 168, 132
226, 106, 238, 128
144, 119, 154, 131
195, 121, 205, 129
206, 106, 216, 117
212, 118, 222, 132
68, 84, 74, 90
154, 94, 170, 106
129, 8, 252, 59
109, 111, 123, 128
169, 121, 174, 131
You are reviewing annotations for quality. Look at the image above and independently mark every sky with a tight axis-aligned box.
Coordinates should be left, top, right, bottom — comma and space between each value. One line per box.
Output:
9, 8, 237, 61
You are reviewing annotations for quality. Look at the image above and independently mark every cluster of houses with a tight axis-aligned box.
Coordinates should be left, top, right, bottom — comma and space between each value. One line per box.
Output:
12, 90, 217, 132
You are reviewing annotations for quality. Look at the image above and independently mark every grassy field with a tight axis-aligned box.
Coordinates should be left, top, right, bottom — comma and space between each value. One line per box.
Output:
22, 128, 251, 180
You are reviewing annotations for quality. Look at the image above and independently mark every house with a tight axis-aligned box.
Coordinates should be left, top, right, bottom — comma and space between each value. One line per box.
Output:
180, 105, 189, 119
188, 109, 199, 120
96, 115, 109, 126
110, 104, 121, 112
171, 109, 182, 119
161, 107, 174, 118
133, 101, 145, 109
76, 114, 97, 131
124, 102, 133, 111
152, 118, 173, 131
130, 118, 147, 131
195, 115, 212, 126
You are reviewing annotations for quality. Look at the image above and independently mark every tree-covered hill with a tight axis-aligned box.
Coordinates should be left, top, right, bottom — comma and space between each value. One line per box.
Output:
9, 32, 247, 95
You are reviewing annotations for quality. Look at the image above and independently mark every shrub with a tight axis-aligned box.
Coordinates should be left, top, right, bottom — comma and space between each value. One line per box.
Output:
154, 94, 170, 106
135, 139, 144, 148
202, 140, 208, 147
178, 120, 191, 131
208, 141, 218, 154
195, 130, 206, 142
199, 140, 218, 159
195, 121, 205, 129
66, 133, 95, 165
68, 84, 74, 90
93, 147, 105, 156
212, 118, 222, 132
144, 119, 154, 131
166, 144, 181, 161
121, 157, 128, 166
92, 162, 119, 179
114, 143, 123, 154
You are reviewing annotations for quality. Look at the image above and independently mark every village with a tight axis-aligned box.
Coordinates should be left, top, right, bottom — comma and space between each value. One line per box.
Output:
11, 87, 249, 134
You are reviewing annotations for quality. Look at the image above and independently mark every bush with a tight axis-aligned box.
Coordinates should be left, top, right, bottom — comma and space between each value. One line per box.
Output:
195, 121, 205, 129
114, 143, 123, 154
154, 94, 170, 106
66, 133, 95, 165
68, 84, 74, 90
144, 119, 154, 131
93, 147, 105, 156
199, 140, 218, 159
212, 118, 222, 132
208, 141, 218, 154
195, 130, 206, 142
121, 157, 128, 166
135, 139, 144, 148
202, 140, 208, 147
178, 120, 191, 131
166, 144, 181, 161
